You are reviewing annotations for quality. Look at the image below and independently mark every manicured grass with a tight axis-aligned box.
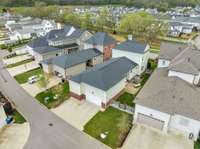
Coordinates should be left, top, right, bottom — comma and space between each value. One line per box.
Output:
35, 83, 70, 109
14, 68, 42, 84
12, 110, 26, 124
84, 107, 132, 149
6, 59, 34, 68
117, 92, 135, 107
195, 140, 200, 149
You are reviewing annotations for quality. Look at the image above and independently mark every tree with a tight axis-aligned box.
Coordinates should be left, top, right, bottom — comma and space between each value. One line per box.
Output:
81, 12, 93, 30
37, 74, 49, 90
118, 12, 167, 43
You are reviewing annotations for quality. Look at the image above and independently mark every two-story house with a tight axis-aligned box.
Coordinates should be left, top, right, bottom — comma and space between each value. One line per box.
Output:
112, 39, 150, 75
134, 42, 200, 141
26, 25, 92, 63
84, 32, 117, 61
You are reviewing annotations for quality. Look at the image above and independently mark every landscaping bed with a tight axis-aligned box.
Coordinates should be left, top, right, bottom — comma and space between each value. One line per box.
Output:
195, 139, 200, 149
84, 107, 132, 149
35, 83, 69, 109
14, 68, 42, 84
6, 59, 34, 68
12, 110, 26, 124
117, 92, 135, 107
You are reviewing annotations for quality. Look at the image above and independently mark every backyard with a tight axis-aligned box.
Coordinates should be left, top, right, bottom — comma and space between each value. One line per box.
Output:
117, 92, 135, 107
14, 68, 42, 84
35, 83, 70, 109
84, 107, 132, 149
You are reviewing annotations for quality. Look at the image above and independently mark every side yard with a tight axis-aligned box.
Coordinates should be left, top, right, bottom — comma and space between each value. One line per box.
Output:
35, 82, 69, 109
84, 107, 132, 149
14, 68, 42, 84
117, 92, 135, 107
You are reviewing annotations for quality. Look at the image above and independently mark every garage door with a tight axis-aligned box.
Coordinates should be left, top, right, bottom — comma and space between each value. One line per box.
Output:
137, 113, 164, 130
86, 92, 102, 106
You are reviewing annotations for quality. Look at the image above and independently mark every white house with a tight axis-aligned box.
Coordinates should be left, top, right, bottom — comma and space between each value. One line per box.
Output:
69, 57, 138, 109
134, 42, 200, 141
0, 105, 7, 129
112, 39, 150, 75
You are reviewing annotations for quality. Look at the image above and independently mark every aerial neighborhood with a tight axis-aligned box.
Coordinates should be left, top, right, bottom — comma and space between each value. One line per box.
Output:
0, 2, 200, 149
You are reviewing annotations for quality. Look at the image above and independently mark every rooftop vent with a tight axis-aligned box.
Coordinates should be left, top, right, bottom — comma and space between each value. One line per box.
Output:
187, 57, 191, 62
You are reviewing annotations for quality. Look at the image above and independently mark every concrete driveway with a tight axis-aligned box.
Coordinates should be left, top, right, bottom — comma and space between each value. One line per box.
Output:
51, 98, 100, 131
21, 76, 61, 97
122, 124, 193, 149
7, 61, 39, 76
0, 123, 30, 149
3, 54, 32, 65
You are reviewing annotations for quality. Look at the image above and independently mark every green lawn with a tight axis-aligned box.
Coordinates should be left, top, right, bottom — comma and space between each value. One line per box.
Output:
12, 110, 26, 124
35, 83, 70, 109
195, 140, 200, 149
14, 68, 42, 84
6, 59, 34, 68
150, 48, 160, 53
84, 107, 132, 149
117, 92, 135, 107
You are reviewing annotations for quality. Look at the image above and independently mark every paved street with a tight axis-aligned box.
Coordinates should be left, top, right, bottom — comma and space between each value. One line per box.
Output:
0, 50, 109, 149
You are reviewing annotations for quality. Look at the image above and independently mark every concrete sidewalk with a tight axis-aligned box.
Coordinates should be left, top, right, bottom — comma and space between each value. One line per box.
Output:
7, 61, 39, 76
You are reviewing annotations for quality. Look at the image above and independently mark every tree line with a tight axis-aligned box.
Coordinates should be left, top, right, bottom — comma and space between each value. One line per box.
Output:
1, 0, 200, 11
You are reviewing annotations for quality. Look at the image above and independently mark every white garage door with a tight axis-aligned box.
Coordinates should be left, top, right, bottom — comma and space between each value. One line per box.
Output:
86, 92, 102, 106
137, 113, 164, 130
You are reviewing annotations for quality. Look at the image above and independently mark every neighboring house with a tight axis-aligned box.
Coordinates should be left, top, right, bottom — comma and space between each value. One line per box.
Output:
69, 57, 138, 109
169, 21, 194, 37
40, 48, 103, 79
26, 25, 92, 63
134, 42, 200, 141
0, 104, 7, 129
6, 17, 58, 41
84, 32, 117, 61
112, 40, 150, 75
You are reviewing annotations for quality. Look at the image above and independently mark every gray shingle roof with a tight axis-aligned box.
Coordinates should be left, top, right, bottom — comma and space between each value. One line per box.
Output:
159, 42, 187, 60
115, 40, 147, 54
43, 48, 102, 69
169, 46, 200, 75
135, 68, 200, 121
85, 32, 116, 46
33, 46, 60, 54
27, 36, 48, 48
70, 57, 138, 91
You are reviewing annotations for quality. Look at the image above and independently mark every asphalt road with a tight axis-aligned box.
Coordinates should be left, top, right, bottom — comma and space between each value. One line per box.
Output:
0, 50, 108, 149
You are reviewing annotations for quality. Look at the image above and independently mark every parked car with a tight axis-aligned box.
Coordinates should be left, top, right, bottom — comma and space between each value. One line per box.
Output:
28, 75, 40, 84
